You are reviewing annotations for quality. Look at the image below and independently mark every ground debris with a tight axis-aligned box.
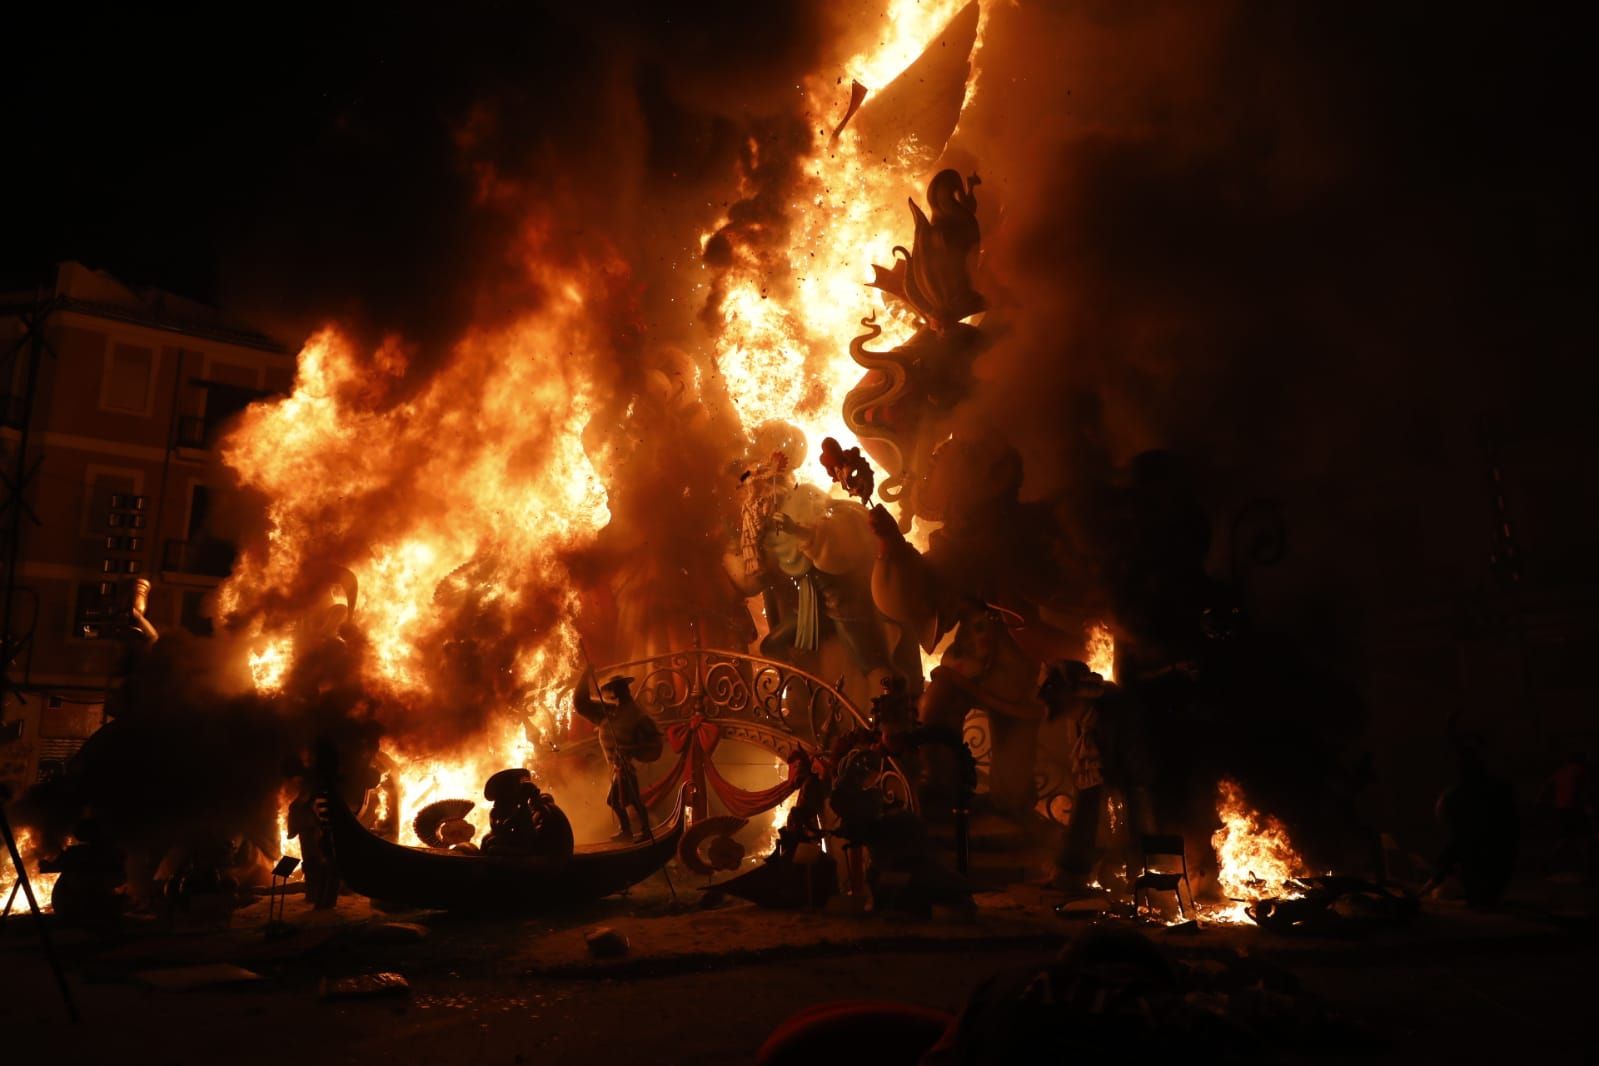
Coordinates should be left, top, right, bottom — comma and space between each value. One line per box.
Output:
135, 964, 265, 991
353, 921, 429, 945
585, 926, 630, 958
319, 972, 411, 1000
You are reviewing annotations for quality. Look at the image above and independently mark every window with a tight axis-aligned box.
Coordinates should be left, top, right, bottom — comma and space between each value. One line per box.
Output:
201, 381, 267, 444
187, 483, 212, 539
82, 469, 140, 536
165, 482, 235, 577
100, 342, 155, 415
73, 581, 111, 639
176, 379, 269, 449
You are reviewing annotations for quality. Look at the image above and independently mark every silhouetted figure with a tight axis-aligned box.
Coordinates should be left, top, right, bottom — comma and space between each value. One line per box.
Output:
1422, 726, 1518, 907
868, 674, 919, 745
1041, 660, 1154, 893
481, 767, 574, 862
867, 434, 1073, 818
38, 816, 125, 935
287, 779, 339, 909
923, 926, 1184, 1064
1543, 751, 1593, 876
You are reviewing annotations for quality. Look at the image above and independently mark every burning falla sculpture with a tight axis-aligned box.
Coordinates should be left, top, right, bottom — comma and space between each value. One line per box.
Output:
845, 170, 987, 532
728, 439, 903, 688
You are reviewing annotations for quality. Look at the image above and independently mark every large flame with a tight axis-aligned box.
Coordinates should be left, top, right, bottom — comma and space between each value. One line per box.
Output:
1085, 622, 1115, 682
761, 755, 800, 859
1208, 778, 1305, 923
0, 828, 59, 917
705, 0, 988, 478
225, 2, 989, 856
222, 252, 615, 850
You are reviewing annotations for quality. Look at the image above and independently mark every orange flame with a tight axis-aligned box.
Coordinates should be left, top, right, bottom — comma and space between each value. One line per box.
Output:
1208, 778, 1305, 922
0, 828, 60, 916
221, 254, 615, 842
224, 3, 990, 849
705, 0, 988, 481
1085, 622, 1115, 682
249, 636, 292, 694
761, 755, 800, 859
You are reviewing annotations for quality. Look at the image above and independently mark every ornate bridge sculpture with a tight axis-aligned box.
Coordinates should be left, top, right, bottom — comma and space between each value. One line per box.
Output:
562, 647, 916, 821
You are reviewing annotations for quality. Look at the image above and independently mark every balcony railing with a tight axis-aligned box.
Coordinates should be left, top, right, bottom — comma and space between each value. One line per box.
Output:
175, 415, 208, 449
563, 646, 917, 814
162, 538, 235, 578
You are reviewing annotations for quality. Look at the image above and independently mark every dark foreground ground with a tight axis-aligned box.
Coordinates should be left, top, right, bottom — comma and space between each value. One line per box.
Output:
1, 873, 1593, 1064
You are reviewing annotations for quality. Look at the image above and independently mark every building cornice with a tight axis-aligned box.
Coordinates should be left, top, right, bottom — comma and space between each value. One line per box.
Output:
0, 295, 289, 355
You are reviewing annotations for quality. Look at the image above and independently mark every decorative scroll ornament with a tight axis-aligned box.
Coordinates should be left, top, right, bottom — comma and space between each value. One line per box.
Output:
559, 647, 916, 818
844, 169, 989, 530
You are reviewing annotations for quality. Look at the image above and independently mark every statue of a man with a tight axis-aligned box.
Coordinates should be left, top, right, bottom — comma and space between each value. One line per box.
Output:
573, 676, 664, 841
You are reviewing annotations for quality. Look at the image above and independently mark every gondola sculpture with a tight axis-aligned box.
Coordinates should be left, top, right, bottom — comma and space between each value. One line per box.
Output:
316, 783, 692, 912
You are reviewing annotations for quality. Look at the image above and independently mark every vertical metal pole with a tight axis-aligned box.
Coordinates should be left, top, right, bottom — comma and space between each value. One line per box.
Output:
0, 805, 78, 1022
688, 632, 708, 821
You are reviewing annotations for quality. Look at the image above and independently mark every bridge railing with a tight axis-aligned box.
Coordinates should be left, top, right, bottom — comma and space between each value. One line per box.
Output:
582, 646, 916, 813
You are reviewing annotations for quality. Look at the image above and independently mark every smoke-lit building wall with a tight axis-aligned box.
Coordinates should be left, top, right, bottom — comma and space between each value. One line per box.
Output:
0, 262, 292, 793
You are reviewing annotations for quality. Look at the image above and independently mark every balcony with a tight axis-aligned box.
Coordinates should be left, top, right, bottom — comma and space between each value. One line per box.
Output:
161, 538, 236, 582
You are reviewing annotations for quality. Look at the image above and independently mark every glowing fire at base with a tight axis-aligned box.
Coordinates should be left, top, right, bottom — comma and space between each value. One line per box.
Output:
1206, 778, 1306, 923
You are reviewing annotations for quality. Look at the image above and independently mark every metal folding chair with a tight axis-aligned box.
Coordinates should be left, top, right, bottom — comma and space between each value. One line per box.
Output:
1133, 833, 1195, 922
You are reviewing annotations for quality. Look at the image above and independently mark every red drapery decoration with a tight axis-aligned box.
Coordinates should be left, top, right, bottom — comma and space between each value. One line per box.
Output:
640, 713, 801, 819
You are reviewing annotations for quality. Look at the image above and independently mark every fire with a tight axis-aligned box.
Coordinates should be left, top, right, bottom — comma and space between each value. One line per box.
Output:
249, 635, 292, 693
0, 827, 60, 916
1085, 622, 1115, 682
704, 0, 988, 484
761, 755, 800, 859
1208, 778, 1305, 923
221, 3, 992, 853
221, 253, 615, 837
386, 715, 540, 847
274, 788, 301, 863
223, 311, 609, 718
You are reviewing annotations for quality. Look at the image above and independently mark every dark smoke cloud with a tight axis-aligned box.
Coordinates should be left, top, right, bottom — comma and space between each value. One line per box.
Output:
935, 1, 1593, 849
6, 2, 843, 378
951, 0, 1594, 619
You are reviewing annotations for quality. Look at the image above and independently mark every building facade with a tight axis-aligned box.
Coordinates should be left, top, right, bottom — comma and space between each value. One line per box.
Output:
1, 262, 293, 793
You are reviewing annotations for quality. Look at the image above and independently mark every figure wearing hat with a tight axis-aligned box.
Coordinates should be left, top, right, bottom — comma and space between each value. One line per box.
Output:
574, 675, 665, 841
481, 767, 574, 862
1038, 660, 1155, 894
